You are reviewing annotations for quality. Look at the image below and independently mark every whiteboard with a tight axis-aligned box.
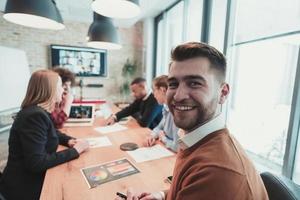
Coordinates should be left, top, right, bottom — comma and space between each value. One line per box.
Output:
0, 46, 30, 111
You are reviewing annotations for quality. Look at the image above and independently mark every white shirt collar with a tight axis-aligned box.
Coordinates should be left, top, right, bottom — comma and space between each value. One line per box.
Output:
142, 91, 152, 101
178, 113, 226, 150
163, 104, 169, 111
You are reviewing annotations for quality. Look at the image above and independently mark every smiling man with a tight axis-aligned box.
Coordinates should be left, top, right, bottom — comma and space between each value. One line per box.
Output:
116, 42, 268, 200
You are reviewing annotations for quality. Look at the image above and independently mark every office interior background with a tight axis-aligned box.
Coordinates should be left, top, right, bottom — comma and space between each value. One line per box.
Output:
1, 0, 300, 186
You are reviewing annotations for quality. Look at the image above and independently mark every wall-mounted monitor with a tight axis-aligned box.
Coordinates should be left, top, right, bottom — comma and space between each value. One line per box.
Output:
50, 45, 107, 77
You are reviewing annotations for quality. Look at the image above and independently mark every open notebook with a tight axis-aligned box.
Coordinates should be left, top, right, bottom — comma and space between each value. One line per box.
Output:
64, 104, 95, 127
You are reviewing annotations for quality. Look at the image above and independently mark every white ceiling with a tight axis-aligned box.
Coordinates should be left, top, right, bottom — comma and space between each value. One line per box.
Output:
0, 0, 177, 27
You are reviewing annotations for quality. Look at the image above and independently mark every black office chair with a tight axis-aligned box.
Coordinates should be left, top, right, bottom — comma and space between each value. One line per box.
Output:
0, 193, 5, 200
0, 172, 5, 200
261, 172, 300, 200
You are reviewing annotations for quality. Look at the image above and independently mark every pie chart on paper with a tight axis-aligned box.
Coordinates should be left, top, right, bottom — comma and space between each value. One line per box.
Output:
89, 170, 108, 181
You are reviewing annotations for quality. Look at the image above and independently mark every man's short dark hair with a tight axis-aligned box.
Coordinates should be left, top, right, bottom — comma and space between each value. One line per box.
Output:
131, 77, 146, 85
171, 42, 227, 82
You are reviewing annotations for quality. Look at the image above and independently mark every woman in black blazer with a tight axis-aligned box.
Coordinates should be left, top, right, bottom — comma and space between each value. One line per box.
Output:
0, 70, 89, 200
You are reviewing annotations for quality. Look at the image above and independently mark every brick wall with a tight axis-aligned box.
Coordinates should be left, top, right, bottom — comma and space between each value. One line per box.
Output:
0, 14, 145, 102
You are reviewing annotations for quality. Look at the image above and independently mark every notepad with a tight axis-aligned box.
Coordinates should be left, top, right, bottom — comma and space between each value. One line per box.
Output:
94, 123, 127, 134
85, 136, 112, 148
127, 144, 174, 163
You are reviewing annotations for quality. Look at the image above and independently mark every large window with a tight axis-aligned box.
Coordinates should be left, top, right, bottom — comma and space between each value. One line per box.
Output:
209, 0, 228, 52
163, 1, 184, 75
226, 0, 300, 182
185, 0, 203, 42
154, 0, 205, 76
234, 0, 300, 43
227, 39, 298, 174
155, 16, 165, 75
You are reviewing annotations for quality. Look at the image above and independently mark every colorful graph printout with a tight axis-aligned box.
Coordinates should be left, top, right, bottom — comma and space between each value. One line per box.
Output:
81, 158, 140, 188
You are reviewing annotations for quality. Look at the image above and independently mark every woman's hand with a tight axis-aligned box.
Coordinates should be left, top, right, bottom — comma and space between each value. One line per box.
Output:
67, 139, 77, 147
73, 139, 89, 154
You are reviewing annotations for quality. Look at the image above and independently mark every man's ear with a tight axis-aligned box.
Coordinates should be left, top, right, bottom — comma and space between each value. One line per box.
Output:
219, 83, 230, 104
161, 87, 167, 93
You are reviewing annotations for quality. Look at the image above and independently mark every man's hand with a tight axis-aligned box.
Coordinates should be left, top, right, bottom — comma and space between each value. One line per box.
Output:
106, 115, 117, 125
158, 131, 166, 142
144, 136, 156, 147
115, 189, 165, 200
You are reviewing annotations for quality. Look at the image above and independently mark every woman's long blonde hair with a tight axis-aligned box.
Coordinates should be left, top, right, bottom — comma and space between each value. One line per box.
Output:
21, 70, 59, 110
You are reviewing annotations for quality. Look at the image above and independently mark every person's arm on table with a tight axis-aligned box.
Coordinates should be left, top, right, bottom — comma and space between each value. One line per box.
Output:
106, 100, 140, 125
145, 119, 164, 147
159, 130, 179, 152
106, 114, 118, 125
20, 113, 89, 173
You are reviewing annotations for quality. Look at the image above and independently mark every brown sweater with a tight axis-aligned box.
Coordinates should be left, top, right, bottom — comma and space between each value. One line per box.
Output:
166, 128, 268, 200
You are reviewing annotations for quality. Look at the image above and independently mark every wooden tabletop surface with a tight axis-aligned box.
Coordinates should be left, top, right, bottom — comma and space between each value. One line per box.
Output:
40, 110, 176, 200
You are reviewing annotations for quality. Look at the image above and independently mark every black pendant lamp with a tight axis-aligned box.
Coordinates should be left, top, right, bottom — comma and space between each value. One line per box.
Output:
87, 13, 121, 50
3, 0, 64, 30
92, 0, 140, 19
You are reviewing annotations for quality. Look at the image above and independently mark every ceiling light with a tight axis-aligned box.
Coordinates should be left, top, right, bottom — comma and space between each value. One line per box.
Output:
3, 0, 64, 30
87, 13, 122, 50
91, 0, 140, 19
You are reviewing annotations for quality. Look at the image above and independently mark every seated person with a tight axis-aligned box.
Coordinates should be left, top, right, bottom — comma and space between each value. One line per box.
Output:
0, 70, 89, 200
51, 67, 75, 128
115, 42, 268, 200
144, 75, 179, 152
106, 77, 163, 129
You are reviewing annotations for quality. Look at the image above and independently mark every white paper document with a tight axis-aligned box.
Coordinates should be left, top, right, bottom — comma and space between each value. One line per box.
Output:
127, 144, 174, 163
94, 123, 128, 134
85, 136, 112, 148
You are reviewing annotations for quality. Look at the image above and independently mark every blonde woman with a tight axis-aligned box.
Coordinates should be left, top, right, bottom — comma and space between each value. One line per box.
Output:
0, 70, 89, 200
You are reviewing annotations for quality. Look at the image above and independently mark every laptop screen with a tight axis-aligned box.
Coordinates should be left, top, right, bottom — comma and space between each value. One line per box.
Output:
69, 105, 93, 119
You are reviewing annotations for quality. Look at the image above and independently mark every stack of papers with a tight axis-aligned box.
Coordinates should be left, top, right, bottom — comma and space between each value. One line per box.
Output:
94, 123, 128, 134
127, 144, 174, 163
85, 136, 112, 148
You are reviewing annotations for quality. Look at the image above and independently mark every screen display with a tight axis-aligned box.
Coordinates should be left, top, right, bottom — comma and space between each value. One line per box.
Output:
69, 105, 93, 119
50, 45, 107, 77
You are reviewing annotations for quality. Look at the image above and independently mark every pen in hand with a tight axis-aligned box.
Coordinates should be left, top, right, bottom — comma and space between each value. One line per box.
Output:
116, 192, 127, 199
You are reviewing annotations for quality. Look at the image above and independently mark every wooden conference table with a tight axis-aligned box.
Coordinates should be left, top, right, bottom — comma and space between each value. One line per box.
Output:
40, 107, 176, 200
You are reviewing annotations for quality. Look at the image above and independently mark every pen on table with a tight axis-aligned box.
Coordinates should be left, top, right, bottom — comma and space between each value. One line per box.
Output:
116, 192, 127, 199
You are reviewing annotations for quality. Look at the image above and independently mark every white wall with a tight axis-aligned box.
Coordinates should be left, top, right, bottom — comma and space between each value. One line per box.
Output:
0, 46, 30, 111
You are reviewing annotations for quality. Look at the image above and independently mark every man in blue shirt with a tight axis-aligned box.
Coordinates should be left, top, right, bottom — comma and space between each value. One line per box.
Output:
144, 75, 179, 152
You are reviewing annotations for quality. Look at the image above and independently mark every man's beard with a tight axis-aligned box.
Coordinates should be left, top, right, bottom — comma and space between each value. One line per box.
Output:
172, 98, 218, 132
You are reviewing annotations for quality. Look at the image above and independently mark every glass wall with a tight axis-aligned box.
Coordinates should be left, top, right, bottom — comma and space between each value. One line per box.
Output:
185, 0, 203, 42
228, 39, 298, 174
209, 0, 228, 52
154, 0, 204, 76
226, 0, 300, 181
234, 0, 300, 43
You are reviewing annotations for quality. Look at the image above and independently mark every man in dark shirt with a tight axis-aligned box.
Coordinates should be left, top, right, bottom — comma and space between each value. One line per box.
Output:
106, 77, 163, 129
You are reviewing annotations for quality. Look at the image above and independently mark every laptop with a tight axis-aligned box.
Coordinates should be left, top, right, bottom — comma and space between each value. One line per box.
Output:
64, 104, 95, 127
